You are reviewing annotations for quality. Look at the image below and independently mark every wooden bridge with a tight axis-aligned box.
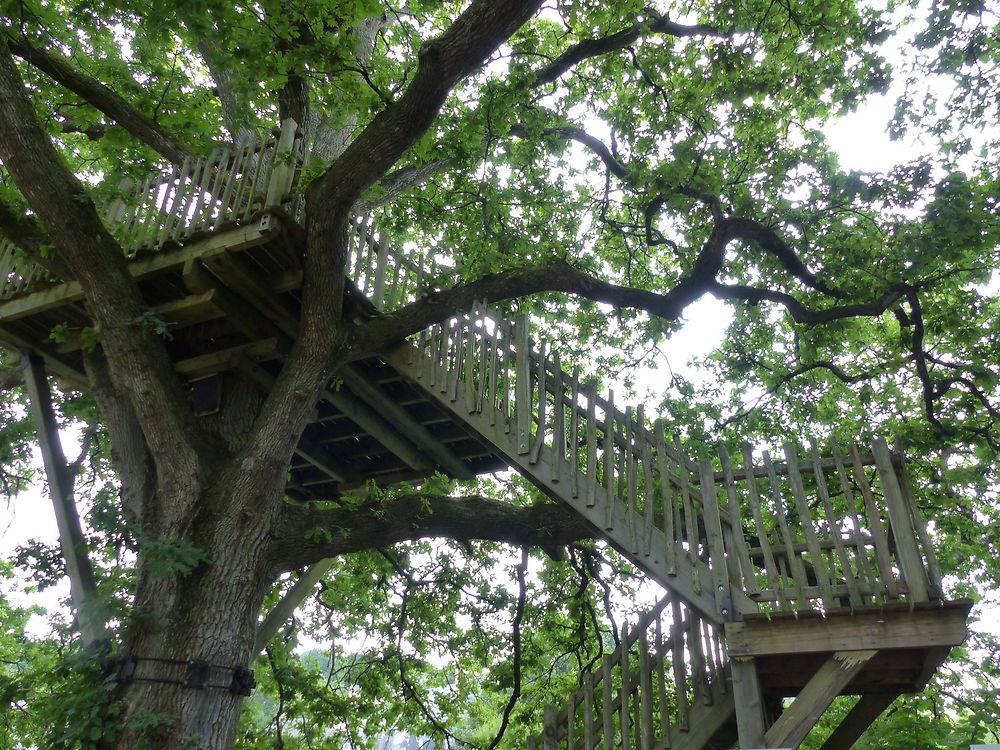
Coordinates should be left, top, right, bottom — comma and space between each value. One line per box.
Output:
0, 121, 971, 748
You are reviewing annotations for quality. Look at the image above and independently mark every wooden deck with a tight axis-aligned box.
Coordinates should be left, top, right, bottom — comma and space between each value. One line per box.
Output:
1, 126, 972, 749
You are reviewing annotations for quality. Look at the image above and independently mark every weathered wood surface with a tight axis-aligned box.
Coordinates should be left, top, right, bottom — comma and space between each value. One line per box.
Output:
389, 302, 943, 622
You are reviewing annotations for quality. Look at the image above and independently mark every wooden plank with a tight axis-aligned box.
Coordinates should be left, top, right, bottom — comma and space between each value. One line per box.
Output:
620, 623, 633, 750
729, 657, 766, 749
832, 440, 879, 602
265, 118, 299, 207
763, 449, 809, 604
586, 383, 598, 506
515, 317, 531, 454
719, 445, 759, 598
602, 654, 614, 750
253, 559, 334, 655
819, 693, 897, 750
552, 351, 566, 480
530, 340, 547, 465
638, 628, 654, 750
784, 442, 835, 609
671, 598, 690, 732
641, 428, 655, 559
725, 600, 971, 656
584, 675, 595, 750
894, 453, 944, 597
174, 337, 280, 378
699, 459, 732, 620
675, 437, 701, 595
872, 438, 930, 602
543, 704, 558, 750
22, 353, 108, 647
0, 223, 276, 323
626, 407, 639, 554
763, 650, 877, 749
603, 390, 616, 530
850, 444, 898, 597
338, 365, 474, 480
570, 366, 580, 499
656, 421, 677, 576
809, 440, 862, 608
655, 616, 672, 747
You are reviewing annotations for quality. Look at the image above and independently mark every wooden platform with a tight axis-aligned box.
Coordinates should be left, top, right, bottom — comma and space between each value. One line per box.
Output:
725, 600, 972, 696
0, 212, 506, 500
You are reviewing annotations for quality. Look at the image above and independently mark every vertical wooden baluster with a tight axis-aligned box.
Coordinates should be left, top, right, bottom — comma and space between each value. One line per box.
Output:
763, 449, 809, 606
603, 391, 616, 530
742, 443, 783, 608
626, 407, 639, 554
515, 317, 531, 454
655, 615, 671, 747
851, 444, 897, 598
641, 429, 655, 559
543, 705, 558, 750
205, 147, 231, 230
872, 436, 930, 602
784, 442, 836, 609
567, 692, 575, 750
465, 306, 477, 411
372, 233, 389, 308
530, 342, 548, 465
188, 149, 219, 234
586, 384, 598, 507
810, 439, 862, 608
831, 440, 875, 603
450, 316, 464, 402
501, 319, 512, 433
718, 445, 758, 598
655, 421, 677, 576
688, 612, 711, 706
620, 623, 632, 750
488, 320, 500, 426
894, 445, 944, 598
699, 460, 732, 619
638, 626, 654, 750
552, 351, 565, 481
602, 655, 614, 750
213, 146, 243, 229
670, 599, 689, 732
584, 674, 595, 750
570, 366, 581, 498
675, 436, 701, 595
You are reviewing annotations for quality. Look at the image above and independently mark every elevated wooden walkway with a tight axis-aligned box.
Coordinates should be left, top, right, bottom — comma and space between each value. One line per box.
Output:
0, 123, 970, 749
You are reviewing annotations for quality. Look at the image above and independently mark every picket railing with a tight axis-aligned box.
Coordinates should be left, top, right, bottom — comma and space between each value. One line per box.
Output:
528, 594, 731, 750
0, 119, 303, 300
399, 302, 945, 620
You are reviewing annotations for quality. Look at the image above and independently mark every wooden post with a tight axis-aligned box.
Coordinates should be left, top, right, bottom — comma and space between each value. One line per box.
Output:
254, 559, 334, 654
21, 353, 108, 647
872, 437, 930, 602
264, 117, 299, 207
699, 460, 733, 620
730, 657, 767, 748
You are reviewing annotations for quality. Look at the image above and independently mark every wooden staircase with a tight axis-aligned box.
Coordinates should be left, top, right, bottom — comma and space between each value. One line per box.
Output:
0, 127, 973, 749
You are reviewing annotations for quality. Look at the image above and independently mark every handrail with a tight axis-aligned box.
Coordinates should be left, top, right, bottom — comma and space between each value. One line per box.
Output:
408, 301, 945, 619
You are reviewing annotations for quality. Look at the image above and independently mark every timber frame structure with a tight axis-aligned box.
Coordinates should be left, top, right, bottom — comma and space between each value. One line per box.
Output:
4, 120, 972, 749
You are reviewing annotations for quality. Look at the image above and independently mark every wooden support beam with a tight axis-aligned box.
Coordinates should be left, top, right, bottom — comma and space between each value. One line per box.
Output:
763, 650, 877, 749
253, 558, 334, 656
818, 693, 897, 750
321, 386, 432, 473
338, 366, 474, 480
0, 324, 86, 385
0, 222, 276, 322
182, 259, 289, 345
21, 353, 108, 647
200, 247, 299, 337
725, 601, 972, 657
295, 436, 357, 485
731, 657, 768, 748
174, 337, 281, 379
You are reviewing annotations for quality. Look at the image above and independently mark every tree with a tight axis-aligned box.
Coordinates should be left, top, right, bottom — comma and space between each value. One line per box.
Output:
0, 0, 997, 748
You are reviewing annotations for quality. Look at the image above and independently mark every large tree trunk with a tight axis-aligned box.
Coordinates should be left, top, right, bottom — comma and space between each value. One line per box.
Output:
111, 381, 288, 749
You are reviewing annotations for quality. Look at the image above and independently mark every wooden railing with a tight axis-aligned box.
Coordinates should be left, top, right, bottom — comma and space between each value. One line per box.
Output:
404, 303, 944, 619
0, 119, 303, 300
528, 594, 731, 750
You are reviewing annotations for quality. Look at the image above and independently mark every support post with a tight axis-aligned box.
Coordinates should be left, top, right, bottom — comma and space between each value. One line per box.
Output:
21, 352, 108, 647
819, 693, 897, 750
730, 656, 767, 747
254, 559, 335, 655
764, 650, 876, 749
264, 118, 299, 208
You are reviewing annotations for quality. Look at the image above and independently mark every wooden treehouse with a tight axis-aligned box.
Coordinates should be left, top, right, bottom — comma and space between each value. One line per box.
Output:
1, 121, 971, 749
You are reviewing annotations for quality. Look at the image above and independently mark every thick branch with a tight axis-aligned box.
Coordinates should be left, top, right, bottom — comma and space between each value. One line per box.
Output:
270, 494, 593, 573
5, 33, 194, 165
535, 11, 729, 86
0, 196, 70, 278
240, 0, 544, 504
512, 124, 630, 179
0, 37, 200, 483
710, 281, 904, 326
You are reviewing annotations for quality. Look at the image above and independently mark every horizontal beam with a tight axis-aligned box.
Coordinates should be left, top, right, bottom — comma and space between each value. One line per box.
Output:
725, 600, 972, 657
